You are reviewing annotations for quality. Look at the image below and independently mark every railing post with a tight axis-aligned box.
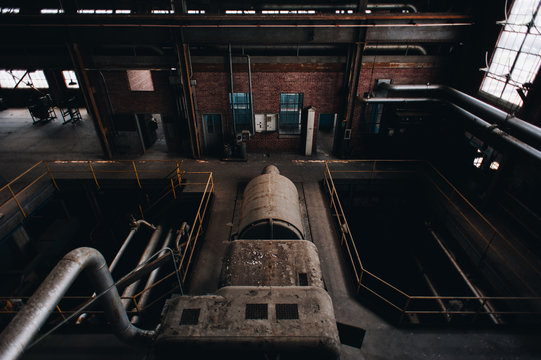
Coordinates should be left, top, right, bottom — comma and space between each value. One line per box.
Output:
88, 161, 100, 190
400, 297, 411, 324
7, 185, 26, 218
170, 178, 177, 199
132, 161, 142, 190
45, 162, 60, 191
176, 162, 182, 186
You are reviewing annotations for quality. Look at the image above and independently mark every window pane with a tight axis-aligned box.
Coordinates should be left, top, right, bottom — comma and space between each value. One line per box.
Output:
62, 70, 79, 88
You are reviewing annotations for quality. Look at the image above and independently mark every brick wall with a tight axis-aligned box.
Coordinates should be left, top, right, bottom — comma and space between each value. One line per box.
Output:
102, 70, 177, 116
193, 70, 344, 153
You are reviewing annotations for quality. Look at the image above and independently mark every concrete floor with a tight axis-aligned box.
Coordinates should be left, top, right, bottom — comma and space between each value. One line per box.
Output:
1, 108, 540, 359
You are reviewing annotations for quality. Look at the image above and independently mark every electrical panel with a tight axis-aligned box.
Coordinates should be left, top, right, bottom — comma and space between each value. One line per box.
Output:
255, 113, 278, 132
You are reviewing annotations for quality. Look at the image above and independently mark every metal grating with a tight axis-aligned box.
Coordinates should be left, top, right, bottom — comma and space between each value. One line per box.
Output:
298, 273, 309, 286
276, 304, 299, 320
179, 308, 200, 325
245, 304, 268, 319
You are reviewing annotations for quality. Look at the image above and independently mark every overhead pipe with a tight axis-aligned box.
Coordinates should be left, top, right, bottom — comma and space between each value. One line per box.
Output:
0, 248, 155, 360
359, 96, 541, 162
365, 44, 427, 55
121, 225, 164, 310
130, 228, 174, 324
377, 83, 541, 150
260, 3, 418, 12
427, 228, 502, 324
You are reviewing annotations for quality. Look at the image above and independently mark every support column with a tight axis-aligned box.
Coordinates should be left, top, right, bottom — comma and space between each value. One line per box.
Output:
67, 43, 113, 159
176, 42, 201, 158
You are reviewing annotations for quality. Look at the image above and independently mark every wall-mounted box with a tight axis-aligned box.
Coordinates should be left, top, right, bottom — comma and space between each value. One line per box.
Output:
255, 113, 278, 132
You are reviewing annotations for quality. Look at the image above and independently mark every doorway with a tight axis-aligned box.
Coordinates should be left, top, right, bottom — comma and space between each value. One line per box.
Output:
317, 113, 336, 157
202, 114, 223, 155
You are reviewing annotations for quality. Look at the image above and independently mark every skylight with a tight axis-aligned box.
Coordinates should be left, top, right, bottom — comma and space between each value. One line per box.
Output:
480, 0, 541, 108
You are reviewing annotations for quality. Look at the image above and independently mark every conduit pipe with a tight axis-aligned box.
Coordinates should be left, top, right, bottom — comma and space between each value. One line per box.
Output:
121, 225, 164, 310
0, 247, 154, 360
130, 229, 174, 324
377, 83, 541, 149
365, 44, 427, 55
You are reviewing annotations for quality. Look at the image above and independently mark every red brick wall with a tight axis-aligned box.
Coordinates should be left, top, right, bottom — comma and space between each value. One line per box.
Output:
102, 71, 177, 116
193, 70, 344, 153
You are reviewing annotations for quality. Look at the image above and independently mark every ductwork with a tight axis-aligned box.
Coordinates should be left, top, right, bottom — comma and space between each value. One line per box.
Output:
365, 44, 428, 55
376, 83, 541, 150
0, 247, 155, 360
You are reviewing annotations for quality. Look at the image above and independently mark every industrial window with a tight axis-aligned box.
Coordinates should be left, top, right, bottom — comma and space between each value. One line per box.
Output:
229, 92, 253, 133
279, 93, 303, 134
127, 70, 154, 91
62, 70, 79, 88
0, 70, 49, 89
480, 0, 541, 108
1, 8, 19, 14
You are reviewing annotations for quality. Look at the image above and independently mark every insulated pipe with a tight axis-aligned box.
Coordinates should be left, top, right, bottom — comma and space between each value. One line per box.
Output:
377, 83, 541, 149
262, 164, 280, 175
427, 228, 502, 324
0, 248, 154, 360
130, 229, 174, 324
365, 44, 427, 55
121, 225, 164, 310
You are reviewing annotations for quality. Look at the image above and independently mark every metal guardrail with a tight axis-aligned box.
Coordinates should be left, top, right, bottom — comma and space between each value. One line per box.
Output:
0, 161, 214, 323
323, 160, 541, 323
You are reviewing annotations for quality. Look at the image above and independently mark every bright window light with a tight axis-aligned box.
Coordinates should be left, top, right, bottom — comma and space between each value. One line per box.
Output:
480, 0, 541, 108
77, 9, 95, 14
187, 10, 205, 14
95, 9, 113, 14
115, 9, 131, 14
41, 9, 64, 14
151, 10, 174, 14
490, 161, 500, 170
62, 70, 79, 88
1, 8, 20, 14
473, 157, 484, 168
0, 70, 49, 89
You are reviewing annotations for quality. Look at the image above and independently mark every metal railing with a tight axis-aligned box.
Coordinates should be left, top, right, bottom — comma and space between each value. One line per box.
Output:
0, 161, 214, 324
323, 160, 541, 323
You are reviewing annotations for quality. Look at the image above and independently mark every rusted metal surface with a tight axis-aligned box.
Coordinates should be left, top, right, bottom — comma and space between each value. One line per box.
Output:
0, 247, 154, 360
238, 167, 304, 239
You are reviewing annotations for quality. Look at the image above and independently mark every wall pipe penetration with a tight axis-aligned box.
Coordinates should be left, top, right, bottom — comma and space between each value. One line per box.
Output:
0, 247, 155, 360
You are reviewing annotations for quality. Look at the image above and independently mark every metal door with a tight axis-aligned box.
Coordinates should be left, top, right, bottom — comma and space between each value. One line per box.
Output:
202, 114, 223, 154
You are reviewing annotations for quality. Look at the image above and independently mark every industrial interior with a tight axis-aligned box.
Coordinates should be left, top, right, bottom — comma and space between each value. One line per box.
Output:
0, 1, 541, 359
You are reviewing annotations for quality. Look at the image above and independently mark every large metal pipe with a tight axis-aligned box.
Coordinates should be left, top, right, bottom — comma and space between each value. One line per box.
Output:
377, 83, 541, 150
0, 248, 154, 360
359, 96, 541, 162
121, 225, 164, 310
130, 229, 174, 324
427, 228, 502, 324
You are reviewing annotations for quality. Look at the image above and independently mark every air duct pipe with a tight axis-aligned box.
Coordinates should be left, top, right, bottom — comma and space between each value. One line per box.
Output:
0, 247, 155, 360
377, 83, 541, 150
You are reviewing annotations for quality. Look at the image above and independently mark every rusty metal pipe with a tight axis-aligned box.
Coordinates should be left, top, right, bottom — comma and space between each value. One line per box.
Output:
0, 248, 154, 360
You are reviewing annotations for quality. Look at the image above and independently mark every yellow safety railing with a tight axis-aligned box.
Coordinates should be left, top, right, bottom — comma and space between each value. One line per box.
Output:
323, 160, 541, 323
0, 161, 214, 323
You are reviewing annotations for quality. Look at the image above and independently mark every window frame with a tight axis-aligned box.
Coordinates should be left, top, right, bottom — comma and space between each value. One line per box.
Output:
229, 92, 253, 133
279, 92, 304, 135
